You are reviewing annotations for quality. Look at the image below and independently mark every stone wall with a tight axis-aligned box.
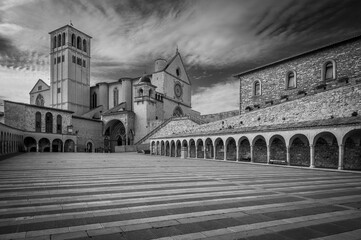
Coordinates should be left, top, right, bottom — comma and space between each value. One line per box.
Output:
151, 117, 200, 139
200, 110, 239, 123
170, 83, 361, 136
72, 116, 103, 152
238, 37, 361, 114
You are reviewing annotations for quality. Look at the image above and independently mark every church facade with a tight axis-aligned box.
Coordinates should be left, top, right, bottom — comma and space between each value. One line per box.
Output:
1, 24, 200, 154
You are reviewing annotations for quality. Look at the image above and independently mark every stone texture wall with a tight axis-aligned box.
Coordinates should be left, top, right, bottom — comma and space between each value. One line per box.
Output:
72, 117, 103, 152
4, 101, 72, 134
200, 110, 239, 123
238, 38, 361, 114
170, 83, 361, 136
151, 117, 200, 139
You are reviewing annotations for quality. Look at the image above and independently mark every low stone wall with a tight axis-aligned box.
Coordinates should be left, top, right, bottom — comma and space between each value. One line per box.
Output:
151, 117, 200, 139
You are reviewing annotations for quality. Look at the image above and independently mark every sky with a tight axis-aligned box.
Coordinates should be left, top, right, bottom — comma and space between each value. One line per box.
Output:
1, 0, 361, 114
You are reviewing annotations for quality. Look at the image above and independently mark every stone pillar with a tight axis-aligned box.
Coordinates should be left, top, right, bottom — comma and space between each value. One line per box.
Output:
213, 144, 216, 160
236, 144, 239, 161
187, 145, 190, 159
250, 145, 254, 163
204, 145, 207, 159
36, 142, 39, 152
286, 145, 290, 165
267, 144, 270, 164
338, 144, 344, 170
223, 142, 226, 161
181, 147, 188, 159
310, 145, 315, 168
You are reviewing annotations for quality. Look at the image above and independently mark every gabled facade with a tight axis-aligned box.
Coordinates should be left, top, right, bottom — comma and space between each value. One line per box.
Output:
29, 79, 50, 107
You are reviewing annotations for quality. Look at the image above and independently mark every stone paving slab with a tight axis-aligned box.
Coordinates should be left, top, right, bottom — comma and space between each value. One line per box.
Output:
0, 152, 361, 240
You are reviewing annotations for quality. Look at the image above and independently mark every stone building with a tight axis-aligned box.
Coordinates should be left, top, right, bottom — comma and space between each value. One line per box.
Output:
149, 34, 361, 171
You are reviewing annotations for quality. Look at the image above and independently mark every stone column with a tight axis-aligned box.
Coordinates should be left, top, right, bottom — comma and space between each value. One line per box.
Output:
338, 144, 344, 170
187, 145, 191, 159
236, 143, 239, 161
204, 145, 207, 159
286, 145, 290, 165
213, 144, 216, 160
181, 147, 188, 159
267, 144, 270, 164
36, 142, 39, 152
310, 145, 315, 168
250, 145, 254, 163
223, 142, 226, 161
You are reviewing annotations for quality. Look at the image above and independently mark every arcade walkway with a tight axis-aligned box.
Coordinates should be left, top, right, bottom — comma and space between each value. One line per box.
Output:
1, 153, 361, 240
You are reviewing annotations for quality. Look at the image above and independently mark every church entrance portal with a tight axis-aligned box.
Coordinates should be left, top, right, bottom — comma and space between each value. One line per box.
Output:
104, 120, 126, 152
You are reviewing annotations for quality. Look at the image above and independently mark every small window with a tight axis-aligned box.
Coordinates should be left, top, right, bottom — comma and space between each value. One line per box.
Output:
139, 88, 143, 97
38, 86, 42, 91
57, 56, 60, 63
62, 55, 64, 62
77, 57, 81, 65
83, 60, 86, 67
286, 71, 296, 89
71, 34, 76, 47
254, 81, 261, 96
57, 88, 61, 93
325, 62, 333, 80
58, 34, 61, 47
72, 55, 76, 63
53, 36, 57, 49
54, 58, 56, 64
62, 32, 66, 45
83, 39, 87, 52
176, 68, 181, 77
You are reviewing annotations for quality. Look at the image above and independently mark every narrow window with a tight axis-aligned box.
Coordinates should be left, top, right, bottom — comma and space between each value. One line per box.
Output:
45, 112, 53, 133
58, 34, 61, 47
57, 56, 60, 63
72, 55, 75, 63
35, 112, 41, 132
92, 92, 97, 108
62, 55, 64, 62
57, 87, 61, 93
83, 39, 87, 52
113, 88, 119, 106
71, 34, 76, 46
286, 71, 296, 89
83, 59, 86, 67
62, 32, 65, 45
139, 88, 143, 97
77, 36, 82, 49
325, 61, 334, 80
254, 81, 261, 96
53, 36, 57, 49
38, 86, 42, 91
54, 58, 56, 64
56, 115, 62, 134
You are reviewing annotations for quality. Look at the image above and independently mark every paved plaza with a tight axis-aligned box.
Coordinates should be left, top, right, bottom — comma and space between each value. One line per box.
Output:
0, 153, 361, 240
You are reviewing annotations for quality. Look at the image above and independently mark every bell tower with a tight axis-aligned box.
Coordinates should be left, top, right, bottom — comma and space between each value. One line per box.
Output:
49, 25, 91, 115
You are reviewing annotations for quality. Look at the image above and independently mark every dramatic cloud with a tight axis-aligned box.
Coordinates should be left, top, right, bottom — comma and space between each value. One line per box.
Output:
1, 0, 361, 113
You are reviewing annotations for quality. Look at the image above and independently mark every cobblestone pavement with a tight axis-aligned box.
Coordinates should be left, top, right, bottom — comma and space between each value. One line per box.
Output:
0, 153, 361, 240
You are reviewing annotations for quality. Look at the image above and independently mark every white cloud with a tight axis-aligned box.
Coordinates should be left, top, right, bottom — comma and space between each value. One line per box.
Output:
192, 78, 239, 115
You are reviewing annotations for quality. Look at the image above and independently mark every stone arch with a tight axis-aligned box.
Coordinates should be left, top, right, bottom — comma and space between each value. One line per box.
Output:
170, 140, 175, 157
314, 132, 338, 169
36, 94, 44, 106
156, 141, 160, 155
289, 134, 310, 166
238, 137, 251, 161
39, 138, 50, 152
24, 136, 36, 152
64, 139, 75, 152
253, 135, 267, 163
165, 141, 170, 156
205, 138, 214, 159
71, 34, 76, 46
45, 112, 53, 133
83, 39, 87, 52
226, 137, 236, 161
35, 112, 42, 132
161, 141, 165, 155
176, 140, 181, 157
269, 135, 287, 162
52, 139, 63, 152
77, 36, 82, 49
189, 139, 196, 158
86, 140, 94, 152
196, 139, 204, 158
151, 141, 156, 154
342, 129, 361, 170
104, 119, 126, 152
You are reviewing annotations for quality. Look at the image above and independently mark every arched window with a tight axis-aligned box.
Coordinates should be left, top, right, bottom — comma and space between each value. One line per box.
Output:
83, 39, 87, 52
53, 36, 57, 49
286, 71, 296, 89
254, 81, 261, 96
35, 112, 41, 132
62, 32, 66, 45
113, 88, 119, 106
71, 34, 76, 47
173, 106, 183, 117
45, 112, 53, 133
77, 36, 82, 49
36, 94, 44, 106
149, 89, 152, 97
92, 92, 97, 108
139, 88, 143, 97
56, 115, 62, 134
324, 61, 335, 80
58, 34, 61, 47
